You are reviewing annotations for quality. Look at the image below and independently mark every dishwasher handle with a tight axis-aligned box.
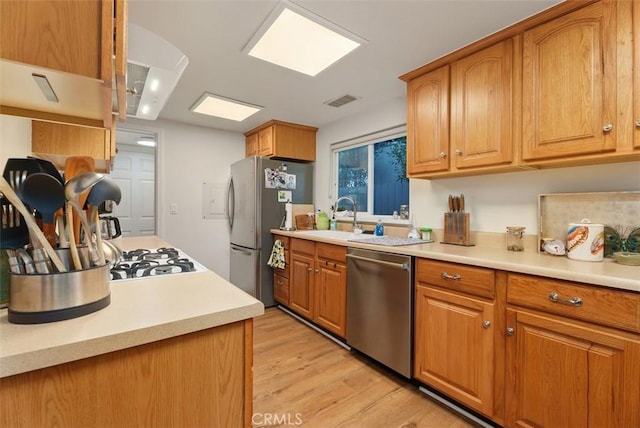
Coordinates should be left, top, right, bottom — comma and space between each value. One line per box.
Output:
346, 253, 409, 270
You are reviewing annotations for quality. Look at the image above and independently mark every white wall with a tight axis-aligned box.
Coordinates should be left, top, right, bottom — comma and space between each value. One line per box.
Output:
315, 99, 640, 234
123, 117, 244, 279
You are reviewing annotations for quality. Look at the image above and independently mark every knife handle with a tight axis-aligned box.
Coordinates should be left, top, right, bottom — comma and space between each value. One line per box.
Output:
459, 194, 465, 212
448, 195, 453, 212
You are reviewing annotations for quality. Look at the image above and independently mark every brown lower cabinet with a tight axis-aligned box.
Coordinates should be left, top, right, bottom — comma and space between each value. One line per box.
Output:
414, 259, 640, 427
505, 274, 640, 428
414, 259, 505, 423
0, 320, 254, 428
277, 237, 347, 338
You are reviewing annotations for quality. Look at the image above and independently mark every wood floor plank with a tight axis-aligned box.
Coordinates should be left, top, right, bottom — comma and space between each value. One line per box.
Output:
253, 307, 478, 428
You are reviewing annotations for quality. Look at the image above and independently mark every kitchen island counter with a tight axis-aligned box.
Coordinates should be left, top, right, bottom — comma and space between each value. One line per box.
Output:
1, 235, 264, 376
272, 230, 640, 293
1, 236, 263, 428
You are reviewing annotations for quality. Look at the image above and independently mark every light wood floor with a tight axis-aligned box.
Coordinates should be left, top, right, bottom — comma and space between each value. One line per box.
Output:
253, 307, 478, 428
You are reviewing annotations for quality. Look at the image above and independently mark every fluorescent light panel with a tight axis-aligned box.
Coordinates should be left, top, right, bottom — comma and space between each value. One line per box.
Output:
244, 1, 366, 77
190, 93, 262, 121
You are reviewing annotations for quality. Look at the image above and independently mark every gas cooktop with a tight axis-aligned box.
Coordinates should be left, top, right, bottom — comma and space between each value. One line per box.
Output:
110, 247, 207, 281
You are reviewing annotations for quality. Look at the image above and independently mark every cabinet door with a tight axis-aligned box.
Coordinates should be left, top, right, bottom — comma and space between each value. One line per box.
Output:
258, 127, 274, 156
289, 251, 314, 319
406, 65, 450, 175
506, 309, 640, 428
522, 1, 617, 161
414, 285, 495, 416
451, 40, 514, 170
245, 133, 258, 157
1, 0, 104, 79
634, 0, 640, 150
273, 274, 289, 305
314, 260, 347, 338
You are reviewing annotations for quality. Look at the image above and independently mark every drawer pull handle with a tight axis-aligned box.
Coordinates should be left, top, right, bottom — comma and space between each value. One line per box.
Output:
441, 272, 461, 280
548, 292, 583, 307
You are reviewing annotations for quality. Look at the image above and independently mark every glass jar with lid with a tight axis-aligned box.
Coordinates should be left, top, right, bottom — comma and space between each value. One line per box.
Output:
399, 205, 409, 220
506, 226, 525, 251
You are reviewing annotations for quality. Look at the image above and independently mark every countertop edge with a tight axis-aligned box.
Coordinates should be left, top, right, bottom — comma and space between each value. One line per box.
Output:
0, 302, 264, 378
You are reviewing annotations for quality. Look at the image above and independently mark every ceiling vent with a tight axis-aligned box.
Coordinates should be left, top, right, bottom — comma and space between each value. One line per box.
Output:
112, 23, 189, 120
324, 94, 359, 108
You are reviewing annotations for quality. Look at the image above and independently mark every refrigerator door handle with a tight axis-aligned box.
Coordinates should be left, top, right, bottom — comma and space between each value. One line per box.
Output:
231, 245, 252, 256
227, 178, 235, 230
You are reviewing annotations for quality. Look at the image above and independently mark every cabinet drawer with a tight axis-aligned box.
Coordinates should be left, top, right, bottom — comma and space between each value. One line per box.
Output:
291, 237, 315, 255
416, 259, 495, 299
508, 274, 640, 333
274, 274, 289, 305
316, 243, 346, 263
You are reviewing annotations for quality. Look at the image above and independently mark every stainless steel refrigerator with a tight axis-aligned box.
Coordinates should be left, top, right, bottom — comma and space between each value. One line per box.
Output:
228, 156, 313, 306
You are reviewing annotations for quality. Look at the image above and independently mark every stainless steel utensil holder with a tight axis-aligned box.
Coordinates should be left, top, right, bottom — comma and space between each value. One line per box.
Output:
8, 263, 110, 324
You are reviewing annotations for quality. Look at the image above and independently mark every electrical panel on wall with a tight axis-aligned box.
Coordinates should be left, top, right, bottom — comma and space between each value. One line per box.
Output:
202, 182, 226, 219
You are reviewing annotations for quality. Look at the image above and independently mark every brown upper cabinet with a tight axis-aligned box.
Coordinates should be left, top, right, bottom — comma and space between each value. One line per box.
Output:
634, 0, 640, 150
32, 120, 116, 172
521, 1, 616, 162
0, 0, 128, 129
401, 0, 639, 179
244, 120, 317, 162
451, 39, 517, 171
406, 65, 450, 175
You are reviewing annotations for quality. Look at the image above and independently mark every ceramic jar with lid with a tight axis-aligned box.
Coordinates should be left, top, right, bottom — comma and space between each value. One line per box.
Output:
567, 218, 604, 261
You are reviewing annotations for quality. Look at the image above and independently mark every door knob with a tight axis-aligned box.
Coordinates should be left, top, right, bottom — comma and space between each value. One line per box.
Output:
482, 321, 491, 329
505, 327, 515, 336
602, 124, 613, 132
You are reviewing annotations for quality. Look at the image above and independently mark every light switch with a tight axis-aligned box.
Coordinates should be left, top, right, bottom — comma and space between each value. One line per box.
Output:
170, 203, 178, 215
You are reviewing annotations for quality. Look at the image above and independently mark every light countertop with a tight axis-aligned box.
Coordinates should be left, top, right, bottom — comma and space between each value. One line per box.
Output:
0, 236, 264, 378
273, 230, 640, 293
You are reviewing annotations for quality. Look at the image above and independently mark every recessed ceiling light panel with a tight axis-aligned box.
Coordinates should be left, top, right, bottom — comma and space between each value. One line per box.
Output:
244, 1, 367, 77
190, 92, 263, 122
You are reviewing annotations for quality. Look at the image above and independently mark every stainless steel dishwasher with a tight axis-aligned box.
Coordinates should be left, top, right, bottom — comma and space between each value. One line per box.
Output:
346, 247, 413, 378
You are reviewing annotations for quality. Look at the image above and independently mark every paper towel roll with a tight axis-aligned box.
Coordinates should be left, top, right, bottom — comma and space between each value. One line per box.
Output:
285, 202, 293, 229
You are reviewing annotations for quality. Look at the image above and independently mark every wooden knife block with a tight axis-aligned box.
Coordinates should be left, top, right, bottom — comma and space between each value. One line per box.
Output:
442, 212, 473, 246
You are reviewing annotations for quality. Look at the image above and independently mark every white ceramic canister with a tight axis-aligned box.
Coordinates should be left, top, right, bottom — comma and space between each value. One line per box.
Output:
567, 218, 604, 262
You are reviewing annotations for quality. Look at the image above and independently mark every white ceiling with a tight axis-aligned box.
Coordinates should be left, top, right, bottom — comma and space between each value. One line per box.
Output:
125, 0, 562, 135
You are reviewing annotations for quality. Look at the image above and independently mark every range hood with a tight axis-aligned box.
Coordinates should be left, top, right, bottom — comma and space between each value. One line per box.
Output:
114, 23, 189, 120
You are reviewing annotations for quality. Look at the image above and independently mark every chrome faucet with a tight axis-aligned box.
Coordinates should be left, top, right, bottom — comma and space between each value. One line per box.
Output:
335, 196, 362, 234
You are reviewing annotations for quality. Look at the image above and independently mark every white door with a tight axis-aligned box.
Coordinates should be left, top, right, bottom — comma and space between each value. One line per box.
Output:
109, 148, 156, 236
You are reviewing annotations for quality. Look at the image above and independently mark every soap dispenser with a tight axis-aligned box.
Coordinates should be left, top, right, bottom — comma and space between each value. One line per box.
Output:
375, 219, 384, 236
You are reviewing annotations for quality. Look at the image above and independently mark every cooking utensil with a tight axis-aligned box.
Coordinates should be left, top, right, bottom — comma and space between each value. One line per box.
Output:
102, 240, 123, 268
16, 248, 36, 274
86, 176, 121, 266
30, 158, 66, 243
65, 172, 104, 269
0, 195, 29, 250
64, 156, 96, 244
21, 173, 65, 247
2, 158, 42, 200
0, 177, 66, 272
